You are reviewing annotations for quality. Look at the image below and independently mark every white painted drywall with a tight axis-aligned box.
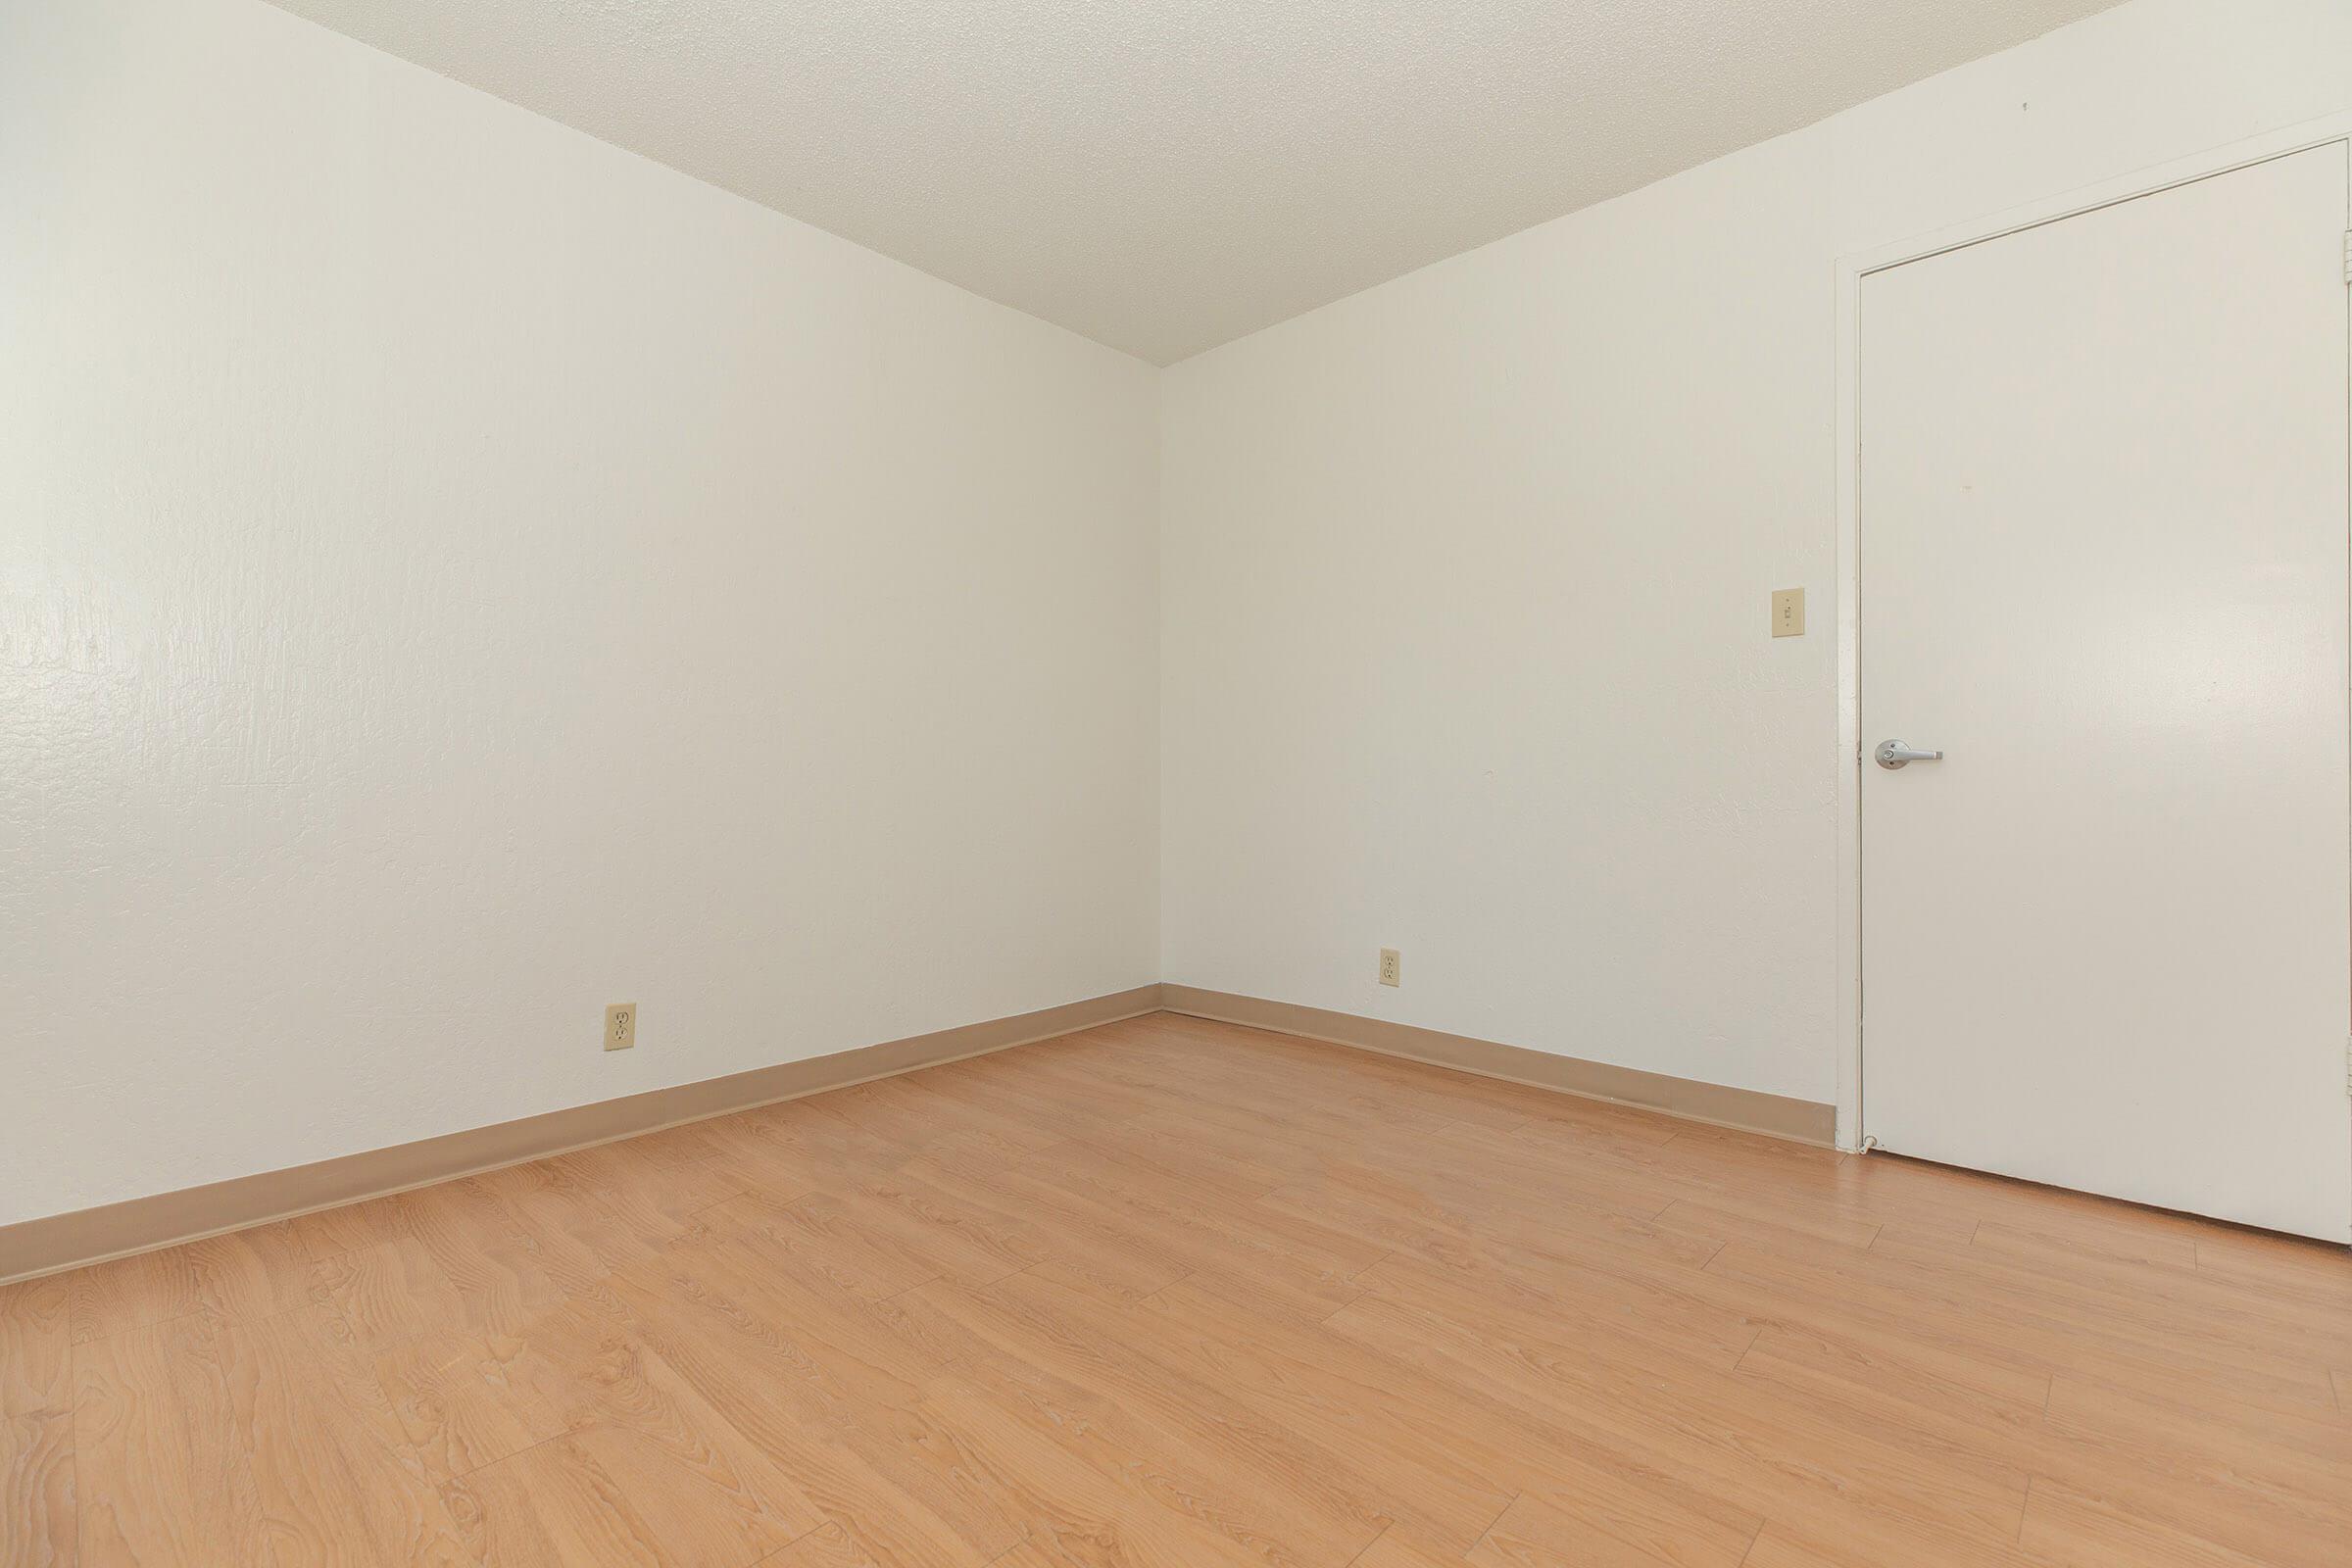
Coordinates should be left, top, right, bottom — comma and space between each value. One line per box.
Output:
12, 0, 2348, 1232
1159, 0, 2352, 1107
0, 0, 1159, 1227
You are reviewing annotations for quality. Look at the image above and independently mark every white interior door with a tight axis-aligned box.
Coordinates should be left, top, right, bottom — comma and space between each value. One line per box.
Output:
1860, 143, 2352, 1241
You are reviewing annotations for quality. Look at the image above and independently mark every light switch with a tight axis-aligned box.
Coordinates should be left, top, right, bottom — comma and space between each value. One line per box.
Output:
1771, 588, 1805, 638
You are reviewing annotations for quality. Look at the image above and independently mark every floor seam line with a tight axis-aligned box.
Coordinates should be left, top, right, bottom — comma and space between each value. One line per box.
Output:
1466, 1492, 1520, 1556
1338, 1522, 1393, 1568
441, 1418, 589, 1485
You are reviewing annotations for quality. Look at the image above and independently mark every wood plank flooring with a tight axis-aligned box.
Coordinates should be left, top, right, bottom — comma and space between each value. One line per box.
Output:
5, 1011, 2350, 1567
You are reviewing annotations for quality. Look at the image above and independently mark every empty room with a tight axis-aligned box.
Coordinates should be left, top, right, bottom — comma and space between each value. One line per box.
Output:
7, 0, 2352, 1563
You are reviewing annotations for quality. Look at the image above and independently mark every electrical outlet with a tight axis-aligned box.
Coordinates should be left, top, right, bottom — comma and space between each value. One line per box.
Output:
1378, 948, 1400, 987
604, 1003, 637, 1052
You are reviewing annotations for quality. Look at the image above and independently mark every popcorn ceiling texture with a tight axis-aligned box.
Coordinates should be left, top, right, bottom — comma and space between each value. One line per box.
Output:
266, 0, 2119, 363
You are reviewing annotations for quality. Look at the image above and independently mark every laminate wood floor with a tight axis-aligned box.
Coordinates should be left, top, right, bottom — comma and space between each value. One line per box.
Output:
6, 1012, 2350, 1567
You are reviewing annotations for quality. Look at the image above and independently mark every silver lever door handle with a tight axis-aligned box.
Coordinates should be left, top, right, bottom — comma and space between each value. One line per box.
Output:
1875, 739, 1944, 769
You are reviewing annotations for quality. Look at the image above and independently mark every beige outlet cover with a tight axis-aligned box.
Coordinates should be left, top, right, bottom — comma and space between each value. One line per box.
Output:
1771, 587, 1805, 638
604, 1003, 637, 1051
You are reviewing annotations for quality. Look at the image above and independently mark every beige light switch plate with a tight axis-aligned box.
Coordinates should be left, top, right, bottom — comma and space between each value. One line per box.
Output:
1771, 587, 1806, 638
604, 1003, 637, 1052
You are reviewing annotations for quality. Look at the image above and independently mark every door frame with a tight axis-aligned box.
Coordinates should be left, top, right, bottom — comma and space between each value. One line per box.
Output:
1833, 113, 2352, 1154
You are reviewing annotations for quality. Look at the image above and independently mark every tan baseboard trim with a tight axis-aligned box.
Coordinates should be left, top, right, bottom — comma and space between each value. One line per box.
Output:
1158, 985, 1836, 1147
0, 984, 1163, 1286
1, 980, 1832, 1284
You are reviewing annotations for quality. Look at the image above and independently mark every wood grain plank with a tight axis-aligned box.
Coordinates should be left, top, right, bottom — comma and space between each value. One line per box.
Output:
0, 1279, 73, 1418
73, 1311, 272, 1565
2018, 1476, 2288, 1568
913, 1357, 1317, 1568
0, 1404, 74, 1568
74, 1305, 474, 1567
367, 1317, 585, 1486
906, 1272, 1404, 1558
1469, 1490, 1740, 1568
67, 1221, 316, 1345
440, 1424, 797, 1568
1354, 1530, 1473, 1568
29, 1016, 2352, 1567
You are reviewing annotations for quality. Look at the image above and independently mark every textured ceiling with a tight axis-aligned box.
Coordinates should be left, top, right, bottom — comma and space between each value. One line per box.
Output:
270, 0, 2120, 363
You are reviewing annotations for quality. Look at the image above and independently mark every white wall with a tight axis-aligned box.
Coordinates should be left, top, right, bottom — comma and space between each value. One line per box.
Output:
1159, 0, 2352, 1109
0, 0, 1160, 1227
12, 0, 2348, 1231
